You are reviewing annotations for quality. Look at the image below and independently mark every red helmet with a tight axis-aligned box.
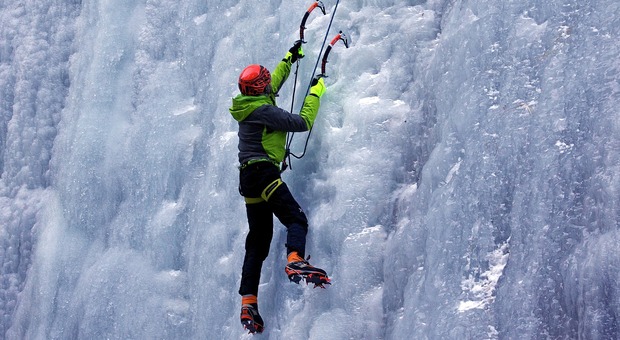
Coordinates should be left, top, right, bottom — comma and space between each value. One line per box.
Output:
238, 64, 271, 96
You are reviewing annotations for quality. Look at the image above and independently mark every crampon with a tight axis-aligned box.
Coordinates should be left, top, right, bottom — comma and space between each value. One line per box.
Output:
285, 256, 331, 288
240, 304, 264, 334
287, 270, 331, 288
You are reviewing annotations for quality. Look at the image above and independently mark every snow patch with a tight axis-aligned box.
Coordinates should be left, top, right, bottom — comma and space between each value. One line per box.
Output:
555, 140, 573, 153
193, 14, 207, 25
359, 96, 381, 105
458, 239, 510, 312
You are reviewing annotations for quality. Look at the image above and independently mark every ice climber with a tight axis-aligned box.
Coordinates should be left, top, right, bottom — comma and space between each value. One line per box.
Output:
229, 41, 330, 334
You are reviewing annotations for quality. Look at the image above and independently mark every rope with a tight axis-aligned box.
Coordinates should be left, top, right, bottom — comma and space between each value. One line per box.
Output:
284, 0, 340, 171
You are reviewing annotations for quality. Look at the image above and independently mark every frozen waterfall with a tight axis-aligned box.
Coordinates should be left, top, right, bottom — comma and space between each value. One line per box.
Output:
1, 0, 620, 339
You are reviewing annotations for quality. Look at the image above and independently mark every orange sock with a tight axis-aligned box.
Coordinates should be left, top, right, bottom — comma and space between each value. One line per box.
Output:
287, 251, 304, 263
242, 295, 257, 305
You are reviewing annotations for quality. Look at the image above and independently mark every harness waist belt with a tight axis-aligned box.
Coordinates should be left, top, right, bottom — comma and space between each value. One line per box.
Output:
239, 158, 280, 170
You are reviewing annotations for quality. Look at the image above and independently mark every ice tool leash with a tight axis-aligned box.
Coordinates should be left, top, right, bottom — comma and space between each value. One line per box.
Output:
283, 0, 326, 172
283, 0, 349, 172
287, 0, 326, 118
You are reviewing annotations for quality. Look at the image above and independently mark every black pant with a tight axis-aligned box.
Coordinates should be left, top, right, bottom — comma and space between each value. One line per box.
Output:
238, 162, 308, 296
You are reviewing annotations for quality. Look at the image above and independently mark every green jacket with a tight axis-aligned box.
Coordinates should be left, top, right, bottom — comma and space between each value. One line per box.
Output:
230, 58, 321, 164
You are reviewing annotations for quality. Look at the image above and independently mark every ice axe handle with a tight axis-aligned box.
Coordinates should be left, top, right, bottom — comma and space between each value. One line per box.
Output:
300, 1, 327, 41
320, 31, 349, 76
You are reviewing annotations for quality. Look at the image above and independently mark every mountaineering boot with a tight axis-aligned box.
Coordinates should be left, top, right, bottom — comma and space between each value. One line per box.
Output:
285, 251, 331, 288
240, 295, 264, 334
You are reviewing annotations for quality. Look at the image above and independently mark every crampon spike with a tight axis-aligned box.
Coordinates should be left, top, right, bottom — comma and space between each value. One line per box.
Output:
287, 271, 331, 288
288, 274, 303, 284
305, 273, 331, 288
242, 320, 263, 334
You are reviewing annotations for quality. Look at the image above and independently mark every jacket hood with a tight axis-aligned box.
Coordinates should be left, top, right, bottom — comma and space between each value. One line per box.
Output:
229, 94, 273, 122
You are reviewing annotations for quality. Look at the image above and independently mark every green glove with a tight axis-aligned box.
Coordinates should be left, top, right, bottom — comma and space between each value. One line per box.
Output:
285, 40, 304, 63
309, 76, 326, 98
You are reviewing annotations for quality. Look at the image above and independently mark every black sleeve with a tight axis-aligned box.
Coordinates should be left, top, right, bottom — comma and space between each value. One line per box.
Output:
250, 104, 309, 132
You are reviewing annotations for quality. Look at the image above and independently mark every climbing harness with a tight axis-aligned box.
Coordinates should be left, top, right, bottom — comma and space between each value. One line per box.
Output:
243, 178, 284, 204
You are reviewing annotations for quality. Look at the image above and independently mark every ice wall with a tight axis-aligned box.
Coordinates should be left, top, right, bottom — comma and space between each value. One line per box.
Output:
383, 1, 620, 339
1, 0, 619, 339
0, 0, 81, 336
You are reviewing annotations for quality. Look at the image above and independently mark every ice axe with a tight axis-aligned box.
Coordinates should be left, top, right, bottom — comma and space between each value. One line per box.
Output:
319, 31, 349, 77
299, 1, 327, 42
